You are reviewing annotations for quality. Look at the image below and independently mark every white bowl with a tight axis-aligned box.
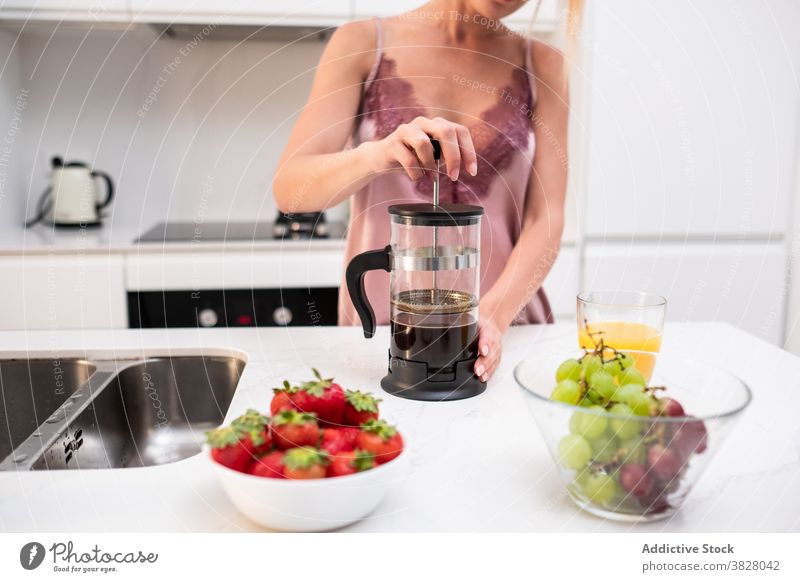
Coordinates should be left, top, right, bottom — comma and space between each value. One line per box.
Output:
206, 447, 408, 532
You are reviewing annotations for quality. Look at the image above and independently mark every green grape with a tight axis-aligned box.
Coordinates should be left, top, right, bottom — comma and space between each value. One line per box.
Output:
586, 389, 604, 405
602, 359, 624, 378
581, 355, 603, 383
590, 433, 619, 463
556, 358, 582, 383
589, 371, 616, 400
558, 434, 592, 470
628, 392, 656, 416
577, 397, 594, 408
617, 437, 647, 464
550, 379, 582, 405
581, 472, 618, 505
615, 384, 645, 406
618, 367, 647, 387
617, 352, 634, 370
609, 403, 641, 439
569, 406, 608, 439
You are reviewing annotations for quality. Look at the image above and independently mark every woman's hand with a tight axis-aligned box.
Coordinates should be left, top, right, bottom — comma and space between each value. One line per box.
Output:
474, 314, 505, 383
373, 116, 478, 182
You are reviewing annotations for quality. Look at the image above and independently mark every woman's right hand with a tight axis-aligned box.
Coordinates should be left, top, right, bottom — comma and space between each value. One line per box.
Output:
371, 116, 478, 182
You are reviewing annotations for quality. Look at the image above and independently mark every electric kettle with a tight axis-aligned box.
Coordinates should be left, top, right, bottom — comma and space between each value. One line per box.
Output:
26, 157, 114, 228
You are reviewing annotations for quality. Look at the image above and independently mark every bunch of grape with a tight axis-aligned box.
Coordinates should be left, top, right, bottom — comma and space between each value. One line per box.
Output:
550, 349, 708, 516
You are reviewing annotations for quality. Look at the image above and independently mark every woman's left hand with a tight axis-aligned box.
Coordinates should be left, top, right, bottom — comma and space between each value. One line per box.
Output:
474, 314, 504, 382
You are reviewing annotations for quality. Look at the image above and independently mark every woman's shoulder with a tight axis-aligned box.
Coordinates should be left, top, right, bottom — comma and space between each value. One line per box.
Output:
529, 39, 565, 79
321, 19, 381, 78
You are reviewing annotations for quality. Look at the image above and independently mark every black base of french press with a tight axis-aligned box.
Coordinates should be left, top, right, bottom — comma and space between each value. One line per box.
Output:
380, 355, 487, 402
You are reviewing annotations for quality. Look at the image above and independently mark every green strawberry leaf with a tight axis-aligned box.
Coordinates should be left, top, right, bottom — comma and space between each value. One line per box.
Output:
273, 409, 317, 426
283, 447, 329, 470
205, 425, 245, 449
345, 389, 381, 413
352, 449, 376, 472
300, 368, 335, 397
360, 418, 397, 441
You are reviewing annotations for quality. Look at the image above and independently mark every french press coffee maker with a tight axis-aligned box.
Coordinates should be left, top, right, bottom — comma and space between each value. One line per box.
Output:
346, 140, 486, 401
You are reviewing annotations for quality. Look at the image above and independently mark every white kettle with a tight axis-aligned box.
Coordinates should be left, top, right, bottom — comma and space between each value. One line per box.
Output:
26, 157, 114, 228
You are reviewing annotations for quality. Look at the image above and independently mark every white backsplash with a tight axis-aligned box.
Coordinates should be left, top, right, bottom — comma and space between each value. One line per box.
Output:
1, 22, 341, 231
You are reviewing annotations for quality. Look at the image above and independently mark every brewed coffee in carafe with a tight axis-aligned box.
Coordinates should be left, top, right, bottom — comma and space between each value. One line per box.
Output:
346, 201, 486, 401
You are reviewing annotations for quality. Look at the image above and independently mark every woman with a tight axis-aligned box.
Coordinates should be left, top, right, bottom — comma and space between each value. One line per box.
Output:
274, 0, 569, 382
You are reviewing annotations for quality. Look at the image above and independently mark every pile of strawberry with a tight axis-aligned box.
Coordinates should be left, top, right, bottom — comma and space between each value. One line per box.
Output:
205, 369, 403, 479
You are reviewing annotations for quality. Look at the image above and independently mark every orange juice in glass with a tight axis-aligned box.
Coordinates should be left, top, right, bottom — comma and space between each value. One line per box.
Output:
576, 291, 666, 380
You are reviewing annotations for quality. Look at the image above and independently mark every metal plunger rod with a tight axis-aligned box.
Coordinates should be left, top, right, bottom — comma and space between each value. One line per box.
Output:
430, 139, 442, 303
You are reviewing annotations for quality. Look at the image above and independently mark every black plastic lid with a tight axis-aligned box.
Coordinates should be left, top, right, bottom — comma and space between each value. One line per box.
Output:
389, 203, 484, 226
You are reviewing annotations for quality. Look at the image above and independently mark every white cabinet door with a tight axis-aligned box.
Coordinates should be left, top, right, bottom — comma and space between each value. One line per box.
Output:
542, 244, 579, 321
583, 242, 787, 344
584, 0, 800, 238
353, 1, 560, 32
0, 1, 127, 19
0, 255, 127, 330
129, 0, 351, 25
352, 1, 418, 18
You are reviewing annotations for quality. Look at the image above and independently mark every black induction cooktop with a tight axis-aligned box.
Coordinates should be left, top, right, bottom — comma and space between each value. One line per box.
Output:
135, 221, 344, 243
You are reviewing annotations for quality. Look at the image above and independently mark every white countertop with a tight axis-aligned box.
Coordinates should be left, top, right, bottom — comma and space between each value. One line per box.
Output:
0, 322, 798, 533
0, 223, 347, 255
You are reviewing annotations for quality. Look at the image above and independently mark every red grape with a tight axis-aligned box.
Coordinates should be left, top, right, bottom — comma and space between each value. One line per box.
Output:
619, 463, 654, 498
659, 397, 685, 417
648, 444, 683, 480
671, 417, 708, 457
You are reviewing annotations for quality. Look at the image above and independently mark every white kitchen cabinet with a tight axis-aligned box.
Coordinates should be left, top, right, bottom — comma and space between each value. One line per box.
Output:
128, 0, 352, 26
353, 0, 560, 32
0, 254, 127, 330
583, 242, 788, 344
542, 244, 579, 321
583, 0, 799, 239
125, 248, 344, 291
0, 1, 127, 20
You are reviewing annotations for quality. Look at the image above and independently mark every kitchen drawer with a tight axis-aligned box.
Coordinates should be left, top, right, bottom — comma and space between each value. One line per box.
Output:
0, 255, 127, 330
125, 249, 345, 291
583, 242, 788, 344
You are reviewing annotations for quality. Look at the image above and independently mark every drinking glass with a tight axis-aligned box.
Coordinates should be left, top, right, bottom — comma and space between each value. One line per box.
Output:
576, 291, 667, 380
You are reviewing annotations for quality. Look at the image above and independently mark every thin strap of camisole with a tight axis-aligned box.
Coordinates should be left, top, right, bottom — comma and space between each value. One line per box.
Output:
363, 17, 384, 91
524, 37, 537, 104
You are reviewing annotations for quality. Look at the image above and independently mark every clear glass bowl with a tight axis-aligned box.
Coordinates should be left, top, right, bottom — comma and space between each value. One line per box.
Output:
514, 351, 752, 522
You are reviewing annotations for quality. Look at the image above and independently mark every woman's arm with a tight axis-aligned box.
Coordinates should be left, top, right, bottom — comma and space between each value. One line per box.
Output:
273, 20, 477, 214
474, 41, 569, 381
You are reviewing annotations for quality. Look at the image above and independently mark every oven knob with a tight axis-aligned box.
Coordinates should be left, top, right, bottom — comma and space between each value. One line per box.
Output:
198, 308, 218, 328
272, 306, 293, 326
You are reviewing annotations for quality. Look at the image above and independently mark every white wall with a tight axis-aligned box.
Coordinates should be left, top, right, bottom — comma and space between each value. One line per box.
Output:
2, 22, 329, 231
0, 28, 24, 225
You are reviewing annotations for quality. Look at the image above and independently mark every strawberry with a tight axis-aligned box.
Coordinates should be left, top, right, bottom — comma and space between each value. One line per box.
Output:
321, 428, 357, 456
270, 380, 300, 415
250, 450, 286, 479
271, 409, 320, 450
343, 389, 381, 427
231, 408, 271, 455
292, 368, 346, 426
327, 449, 376, 478
283, 447, 328, 480
206, 425, 254, 473
355, 419, 404, 464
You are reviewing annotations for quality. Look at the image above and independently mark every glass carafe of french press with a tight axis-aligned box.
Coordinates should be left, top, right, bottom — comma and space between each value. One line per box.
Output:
345, 144, 486, 401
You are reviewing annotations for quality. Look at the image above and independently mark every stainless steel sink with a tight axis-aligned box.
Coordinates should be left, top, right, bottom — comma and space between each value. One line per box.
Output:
0, 355, 245, 471
0, 359, 96, 461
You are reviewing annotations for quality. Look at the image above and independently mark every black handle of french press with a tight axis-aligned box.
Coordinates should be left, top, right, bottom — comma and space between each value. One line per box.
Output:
430, 138, 441, 161
345, 245, 391, 339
